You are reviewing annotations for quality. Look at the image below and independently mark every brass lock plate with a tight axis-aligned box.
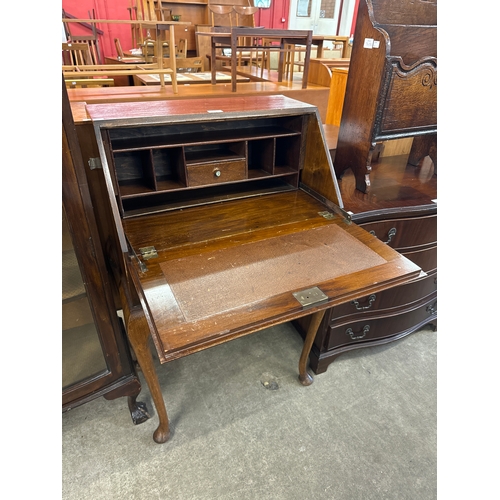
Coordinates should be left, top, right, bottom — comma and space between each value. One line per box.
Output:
293, 286, 328, 308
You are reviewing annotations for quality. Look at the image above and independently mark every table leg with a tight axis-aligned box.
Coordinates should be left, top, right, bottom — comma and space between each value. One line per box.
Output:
278, 40, 285, 82
301, 38, 311, 90
127, 306, 171, 444
155, 29, 165, 89
298, 309, 326, 386
211, 41, 217, 85
316, 40, 324, 58
342, 40, 349, 58
169, 26, 178, 94
231, 33, 237, 92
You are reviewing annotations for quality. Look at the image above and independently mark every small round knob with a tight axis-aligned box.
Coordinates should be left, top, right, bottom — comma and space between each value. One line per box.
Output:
214, 169, 221, 177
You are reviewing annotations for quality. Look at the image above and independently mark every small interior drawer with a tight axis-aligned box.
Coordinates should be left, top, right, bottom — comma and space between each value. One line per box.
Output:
187, 159, 247, 187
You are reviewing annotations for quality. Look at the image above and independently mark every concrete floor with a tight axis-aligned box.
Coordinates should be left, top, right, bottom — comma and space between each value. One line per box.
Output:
62, 323, 437, 500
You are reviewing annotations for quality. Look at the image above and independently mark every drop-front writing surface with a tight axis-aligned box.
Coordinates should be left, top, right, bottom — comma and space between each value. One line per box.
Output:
121, 190, 419, 362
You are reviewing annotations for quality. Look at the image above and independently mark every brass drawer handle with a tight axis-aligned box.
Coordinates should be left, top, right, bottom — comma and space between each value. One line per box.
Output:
370, 227, 397, 244
426, 301, 437, 315
345, 325, 370, 340
213, 168, 221, 177
351, 294, 376, 311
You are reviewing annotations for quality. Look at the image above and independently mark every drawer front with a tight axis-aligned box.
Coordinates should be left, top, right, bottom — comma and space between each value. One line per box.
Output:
402, 245, 436, 274
360, 214, 437, 250
327, 298, 437, 350
187, 159, 246, 187
330, 271, 437, 322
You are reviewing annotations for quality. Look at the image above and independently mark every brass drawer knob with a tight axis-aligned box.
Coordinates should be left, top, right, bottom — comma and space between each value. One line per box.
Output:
213, 168, 221, 177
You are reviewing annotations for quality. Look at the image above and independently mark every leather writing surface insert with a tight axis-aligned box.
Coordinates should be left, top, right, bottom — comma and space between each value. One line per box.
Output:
160, 225, 385, 322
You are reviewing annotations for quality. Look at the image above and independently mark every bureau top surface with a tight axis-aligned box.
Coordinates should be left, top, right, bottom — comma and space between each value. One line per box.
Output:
86, 95, 317, 125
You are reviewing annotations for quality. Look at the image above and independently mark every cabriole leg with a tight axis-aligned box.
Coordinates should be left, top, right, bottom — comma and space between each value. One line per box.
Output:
298, 310, 326, 386
127, 308, 170, 444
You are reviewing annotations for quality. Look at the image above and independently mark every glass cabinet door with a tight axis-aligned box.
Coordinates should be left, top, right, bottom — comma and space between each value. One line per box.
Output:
62, 205, 107, 390
62, 78, 143, 415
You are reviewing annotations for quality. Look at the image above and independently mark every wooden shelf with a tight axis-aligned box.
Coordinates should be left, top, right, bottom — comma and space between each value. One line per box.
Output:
105, 112, 304, 216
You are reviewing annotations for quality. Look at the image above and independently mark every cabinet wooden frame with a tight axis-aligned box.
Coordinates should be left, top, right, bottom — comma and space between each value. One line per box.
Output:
62, 79, 147, 421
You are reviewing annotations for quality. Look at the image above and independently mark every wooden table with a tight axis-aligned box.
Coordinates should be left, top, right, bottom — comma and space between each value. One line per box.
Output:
197, 28, 313, 92
105, 56, 146, 64
134, 71, 250, 86
104, 56, 146, 86
312, 36, 350, 58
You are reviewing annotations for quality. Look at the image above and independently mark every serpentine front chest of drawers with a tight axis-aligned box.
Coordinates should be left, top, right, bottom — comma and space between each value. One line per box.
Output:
294, 155, 437, 374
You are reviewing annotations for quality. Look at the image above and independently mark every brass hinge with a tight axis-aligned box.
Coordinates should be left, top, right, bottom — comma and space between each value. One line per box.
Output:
88, 157, 102, 170
318, 211, 335, 220
139, 246, 158, 260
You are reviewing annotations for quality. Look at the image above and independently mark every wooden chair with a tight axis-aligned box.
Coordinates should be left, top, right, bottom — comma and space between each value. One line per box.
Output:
232, 6, 263, 69
152, 38, 188, 60
167, 56, 204, 72
68, 35, 101, 65
128, 0, 172, 47
233, 6, 258, 27
64, 9, 103, 64
114, 38, 125, 59
175, 38, 187, 58
209, 5, 234, 27
207, 5, 234, 69
63, 42, 115, 88
62, 42, 94, 66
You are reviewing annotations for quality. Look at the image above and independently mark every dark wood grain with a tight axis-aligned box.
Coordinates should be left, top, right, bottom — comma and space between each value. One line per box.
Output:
334, 0, 437, 193
85, 95, 424, 443
337, 155, 437, 223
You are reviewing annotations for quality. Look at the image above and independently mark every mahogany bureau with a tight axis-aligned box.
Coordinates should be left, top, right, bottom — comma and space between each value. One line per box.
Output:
75, 95, 422, 443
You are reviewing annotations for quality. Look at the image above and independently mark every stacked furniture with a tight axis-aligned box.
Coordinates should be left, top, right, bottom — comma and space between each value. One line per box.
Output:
62, 18, 189, 92
294, 0, 437, 374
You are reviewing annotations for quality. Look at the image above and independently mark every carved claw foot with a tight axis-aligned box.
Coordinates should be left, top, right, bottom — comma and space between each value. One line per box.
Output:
128, 397, 151, 425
